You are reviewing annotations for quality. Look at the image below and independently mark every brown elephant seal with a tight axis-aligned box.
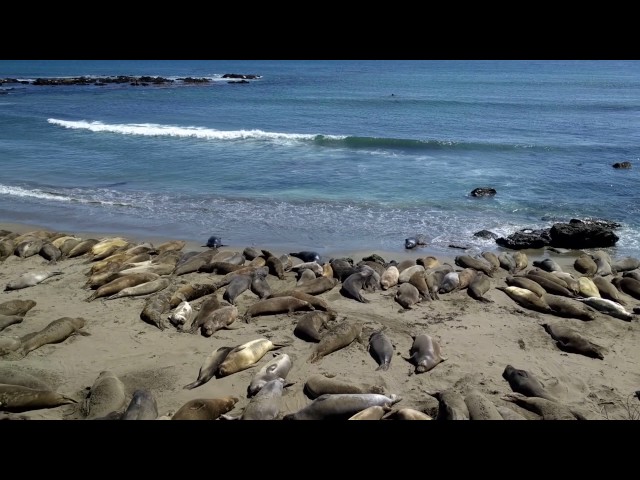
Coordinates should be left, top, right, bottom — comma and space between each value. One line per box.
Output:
292, 276, 339, 296
296, 268, 317, 286
85, 371, 127, 419
87, 272, 160, 301
574, 254, 598, 276
188, 295, 224, 333
154, 239, 186, 254
39, 242, 62, 263
550, 271, 580, 294
222, 275, 253, 305
380, 266, 400, 290
247, 352, 292, 397
398, 265, 425, 284
106, 277, 171, 300
308, 320, 362, 363
250, 267, 272, 299
481, 251, 500, 270
171, 396, 239, 420
262, 250, 285, 279
15, 238, 44, 258
200, 305, 239, 337
269, 290, 334, 312
533, 258, 563, 272
524, 273, 575, 297
496, 286, 552, 313
382, 408, 432, 420
542, 293, 597, 321
368, 329, 394, 371
169, 282, 218, 308
404, 334, 446, 374
431, 389, 469, 420
244, 296, 315, 322
11, 317, 87, 359
611, 257, 640, 273
395, 282, 421, 309
502, 364, 557, 401
502, 392, 577, 420
542, 323, 604, 359
121, 389, 158, 420
611, 276, 640, 300
0, 383, 77, 413
592, 275, 628, 305
497, 406, 528, 420
498, 252, 517, 273
349, 405, 391, 420
66, 238, 100, 258
242, 246, 261, 260
183, 346, 234, 390
217, 338, 287, 378
0, 299, 37, 317
341, 269, 374, 303
5, 270, 63, 291
0, 366, 52, 391
0, 314, 23, 332
455, 255, 494, 276
140, 290, 173, 330
417, 256, 439, 269
467, 271, 493, 303
283, 393, 401, 420
512, 251, 528, 272
303, 373, 386, 399
463, 390, 503, 420
456, 268, 477, 290
408, 271, 430, 300
439, 272, 460, 294
396, 259, 417, 272
294, 310, 336, 342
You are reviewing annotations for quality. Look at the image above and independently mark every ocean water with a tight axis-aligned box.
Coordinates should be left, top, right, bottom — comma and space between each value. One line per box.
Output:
1, 60, 639, 258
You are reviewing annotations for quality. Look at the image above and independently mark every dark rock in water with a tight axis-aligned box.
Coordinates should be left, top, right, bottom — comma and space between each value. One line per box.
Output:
474, 230, 498, 240
362, 254, 387, 266
470, 187, 497, 197
204, 236, 225, 248
496, 228, 552, 250
569, 218, 622, 229
612, 162, 632, 169
289, 251, 321, 263
448, 244, 470, 250
222, 73, 261, 80
549, 222, 619, 249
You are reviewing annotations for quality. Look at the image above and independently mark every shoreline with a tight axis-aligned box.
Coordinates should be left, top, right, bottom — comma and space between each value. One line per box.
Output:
1, 219, 639, 421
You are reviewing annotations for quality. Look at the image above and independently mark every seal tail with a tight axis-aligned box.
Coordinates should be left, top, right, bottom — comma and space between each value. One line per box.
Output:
183, 379, 203, 390
375, 363, 390, 371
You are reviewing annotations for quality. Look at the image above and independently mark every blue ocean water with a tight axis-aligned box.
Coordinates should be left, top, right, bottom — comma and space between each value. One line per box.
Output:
1, 60, 639, 257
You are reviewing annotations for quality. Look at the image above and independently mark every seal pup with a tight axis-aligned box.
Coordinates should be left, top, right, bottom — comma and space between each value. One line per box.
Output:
501, 392, 577, 420
341, 268, 374, 303
283, 393, 401, 420
171, 396, 238, 420
368, 329, 394, 371
10, 317, 87, 359
380, 266, 400, 290
502, 365, 557, 401
0, 384, 77, 413
303, 373, 385, 399
85, 371, 127, 420
467, 271, 493, 302
463, 389, 503, 420
542, 323, 604, 359
216, 338, 287, 378
308, 320, 362, 363
121, 389, 158, 420
575, 296, 633, 321
183, 346, 234, 390
5, 270, 63, 291
395, 283, 421, 309
168, 301, 194, 330
247, 352, 292, 397
404, 334, 446, 374
289, 251, 321, 263
294, 310, 336, 342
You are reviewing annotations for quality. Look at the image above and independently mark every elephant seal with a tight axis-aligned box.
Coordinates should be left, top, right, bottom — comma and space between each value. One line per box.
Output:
550, 271, 580, 294
172, 396, 238, 420
262, 250, 285, 280
341, 269, 374, 303
66, 238, 100, 258
169, 282, 218, 308
380, 266, 400, 290
592, 275, 628, 305
438, 272, 460, 294
0, 299, 36, 317
454, 255, 494, 276
467, 271, 493, 303
203, 236, 226, 248
87, 272, 160, 301
296, 268, 317, 286
237, 378, 287, 420
575, 296, 633, 321
140, 290, 173, 330
432, 389, 469, 420
611, 276, 640, 300
308, 320, 362, 363
0, 366, 52, 391
247, 352, 292, 397
502, 365, 557, 401
592, 256, 613, 277
396, 259, 417, 273
577, 277, 600, 298
168, 301, 194, 330
15, 238, 44, 258
574, 254, 598, 276
291, 276, 339, 296
269, 290, 334, 312
404, 334, 446, 374
498, 252, 517, 273
5, 270, 63, 291
542, 293, 597, 321
244, 296, 315, 322
481, 251, 500, 270
532, 258, 563, 272
512, 251, 528, 272
398, 265, 425, 284
456, 268, 477, 290
106, 277, 171, 300
154, 239, 186, 254
200, 305, 239, 337
395, 283, 421, 309
121, 389, 158, 420
11, 317, 87, 359
382, 408, 432, 420
408, 271, 430, 300
303, 373, 385, 399
188, 295, 224, 333
496, 406, 528, 420
39, 242, 62, 263
496, 286, 552, 313
523, 273, 575, 297
611, 257, 640, 273
0, 384, 77, 413
283, 393, 401, 420
217, 338, 287, 378
85, 371, 127, 419
349, 405, 391, 420
289, 251, 321, 263
463, 389, 503, 420
368, 329, 394, 371
250, 267, 272, 299
502, 392, 577, 420
173, 249, 219, 276
294, 310, 336, 342
242, 246, 261, 260
542, 323, 604, 359
417, 256, 439, 269
222, 274, 253, 305
183, 346, 234, 390
0, 314, 23, 332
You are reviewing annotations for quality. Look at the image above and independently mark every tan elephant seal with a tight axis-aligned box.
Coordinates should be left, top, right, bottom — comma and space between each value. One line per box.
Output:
217, 338, 287, 377
303, 374, 386, 399
0, 314, 23, 332
10, 317, 88, 359
308, 320, 362, 363
502, 365, 557, 401
502, 392, 577, 420
0, 384, 77, 413
85, 371, 127, 419
404, 334, 446, 374
542, 323, 604, 359
574, 254, 598, 276
140, 290, 173, 330
454, 255, 494, 276
382, 408, 432, 420
244, 296, 315, 322
505, 276, 545, 297
294, 311, 335, 342
380, 266, 400, 290
463, 389, 503, 420
611, 276, 640, 300
467, 271, 493, 303
0, 366, 52, 391
348, 405, 391, 420
183, 346, 234, 390
171, 396, 239, 420
283, 393, 401, 420
577, 277, 600, 298
395, 283, 421, 309
542, 293, 597, 321
87, 272, 160, 301
431, 389, 469, 420
496, 286, 552, 313
0, 299, 37, 317
592, 275, 628, 305
341, 269, 374, 303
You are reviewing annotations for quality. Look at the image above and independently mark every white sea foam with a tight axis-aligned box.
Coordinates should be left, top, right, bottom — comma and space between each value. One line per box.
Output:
0, 184, 133, 207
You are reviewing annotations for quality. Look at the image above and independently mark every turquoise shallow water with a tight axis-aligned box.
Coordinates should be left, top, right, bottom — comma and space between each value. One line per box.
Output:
1, 60, 639, 257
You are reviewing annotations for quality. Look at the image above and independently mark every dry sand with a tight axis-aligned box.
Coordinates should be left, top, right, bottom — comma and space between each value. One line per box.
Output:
1, 221, 639, 421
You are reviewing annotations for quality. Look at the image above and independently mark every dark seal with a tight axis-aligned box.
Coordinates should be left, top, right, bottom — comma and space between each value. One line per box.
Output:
203, 236, 226, 248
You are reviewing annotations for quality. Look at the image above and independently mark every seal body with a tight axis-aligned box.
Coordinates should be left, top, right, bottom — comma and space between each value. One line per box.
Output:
217, 338, 282, 377
308, 321, 362, 363
395, 283, 421, 309
85, 371, 127, 419
502, 365, 556, 400
241, 378, 286, 420
172, 396, 238, 420
183, 346, 234, 390
542, 323, 604, 359
289, 251, 321, 263
303, 374, 385, 399
247, 352, 292, 397
284, 393, 401, 420
368, 330, 394, 371
294, 310, 335, 342
405, 334, 445, 373
0, 384, 77, 413
121, 389, 158, 420
15, 317, 86, 358
5, 270, 63, 291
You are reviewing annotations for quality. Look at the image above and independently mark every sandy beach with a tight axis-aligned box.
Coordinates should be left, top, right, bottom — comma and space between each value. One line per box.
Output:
1, 221, 639, 421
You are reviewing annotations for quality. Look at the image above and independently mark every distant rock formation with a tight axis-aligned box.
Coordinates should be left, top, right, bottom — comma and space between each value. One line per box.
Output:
470, 187, 496, 197
612, 161, 632, 169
